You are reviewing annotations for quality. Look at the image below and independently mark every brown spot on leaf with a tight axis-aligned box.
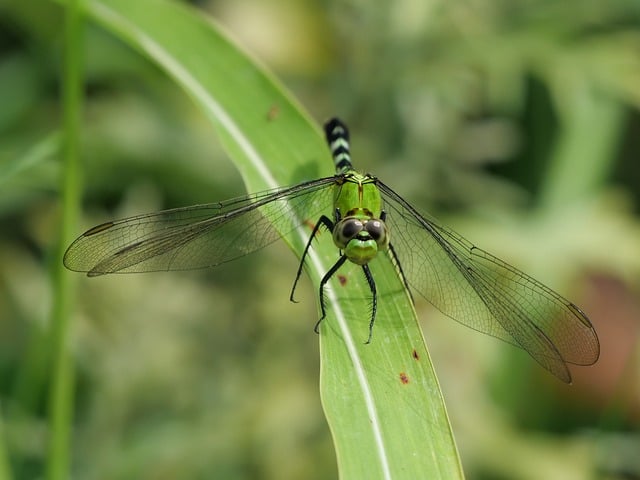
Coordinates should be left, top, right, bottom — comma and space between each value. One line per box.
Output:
266, 104, 280, 121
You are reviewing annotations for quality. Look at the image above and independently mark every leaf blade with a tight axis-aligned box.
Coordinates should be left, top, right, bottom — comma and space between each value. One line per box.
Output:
74, 0, 463, 477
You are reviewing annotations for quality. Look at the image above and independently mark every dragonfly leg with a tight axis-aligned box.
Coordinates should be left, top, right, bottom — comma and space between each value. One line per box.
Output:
380, 210, 413, 303
387, 241, 414, 304
314, 254, 348, 334
361, 264, 377, 344
290, 215, 335, 303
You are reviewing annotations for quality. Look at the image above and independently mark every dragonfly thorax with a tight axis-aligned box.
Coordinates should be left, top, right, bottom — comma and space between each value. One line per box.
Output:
333, 216, 389, 266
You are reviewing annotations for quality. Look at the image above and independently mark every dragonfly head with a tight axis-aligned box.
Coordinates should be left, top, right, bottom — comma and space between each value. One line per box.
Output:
333, 216, 389, 265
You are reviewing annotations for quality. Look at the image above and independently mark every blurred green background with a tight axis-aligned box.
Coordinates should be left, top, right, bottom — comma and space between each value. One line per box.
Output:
1, 0, 640, 478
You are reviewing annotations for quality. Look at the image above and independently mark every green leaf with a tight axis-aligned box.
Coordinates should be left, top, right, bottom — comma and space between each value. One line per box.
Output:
73, 0, 463, 477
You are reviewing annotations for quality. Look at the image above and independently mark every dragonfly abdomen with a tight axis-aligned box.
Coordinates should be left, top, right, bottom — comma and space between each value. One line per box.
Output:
325, 118, 353, 173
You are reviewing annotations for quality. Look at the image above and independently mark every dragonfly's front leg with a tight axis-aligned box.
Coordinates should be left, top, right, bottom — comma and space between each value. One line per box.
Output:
313, 258, 379, 344
290, 215, 335, 303
314, 254, 348, 334
361, 264, 377, 344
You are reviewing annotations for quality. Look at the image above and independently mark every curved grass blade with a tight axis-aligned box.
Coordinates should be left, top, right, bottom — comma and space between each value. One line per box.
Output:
62, 0, 464, 477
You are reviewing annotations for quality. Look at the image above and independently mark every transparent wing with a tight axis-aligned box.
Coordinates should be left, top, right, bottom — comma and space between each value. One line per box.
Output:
377, 181, 600, 382
64, 177, 338, 276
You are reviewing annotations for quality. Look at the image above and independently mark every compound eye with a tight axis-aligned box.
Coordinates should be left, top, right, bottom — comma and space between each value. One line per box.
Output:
365, 220, 387, 245
334, 218, 364, 248
341, 218, 364, 239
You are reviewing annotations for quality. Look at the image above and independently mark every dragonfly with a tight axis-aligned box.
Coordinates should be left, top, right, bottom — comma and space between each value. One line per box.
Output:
64, 118, 600, 382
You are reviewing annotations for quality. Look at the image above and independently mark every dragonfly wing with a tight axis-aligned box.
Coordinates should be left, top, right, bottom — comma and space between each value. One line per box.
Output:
377, 181, 599, 382
64, 177, 337, 276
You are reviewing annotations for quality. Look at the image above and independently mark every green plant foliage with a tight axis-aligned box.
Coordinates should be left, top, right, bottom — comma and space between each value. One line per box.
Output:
69, 1, 464, 477
1, 0, 639, 479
